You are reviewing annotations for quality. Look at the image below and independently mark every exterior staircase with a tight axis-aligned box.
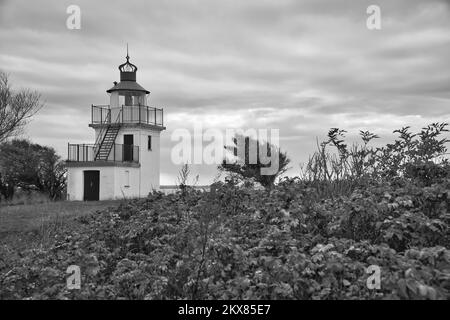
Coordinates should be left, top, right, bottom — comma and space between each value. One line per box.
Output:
95, 125, 121, 161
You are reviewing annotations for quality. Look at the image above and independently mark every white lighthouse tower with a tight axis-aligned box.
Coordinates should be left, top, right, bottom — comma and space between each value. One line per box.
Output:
66, 50, 165, 201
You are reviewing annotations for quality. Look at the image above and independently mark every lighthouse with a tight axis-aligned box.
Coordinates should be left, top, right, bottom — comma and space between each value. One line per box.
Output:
66, 50, 165, 201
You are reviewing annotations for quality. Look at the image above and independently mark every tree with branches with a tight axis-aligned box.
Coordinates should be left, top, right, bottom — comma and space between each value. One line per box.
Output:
0, 71, 42, 143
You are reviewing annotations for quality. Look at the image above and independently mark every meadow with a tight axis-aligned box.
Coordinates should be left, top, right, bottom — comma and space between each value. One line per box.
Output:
0, 201, 121, 250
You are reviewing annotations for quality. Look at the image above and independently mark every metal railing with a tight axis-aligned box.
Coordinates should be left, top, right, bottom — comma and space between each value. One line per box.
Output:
67, 144, 95, 162
91, 105, 164, 126
91, 105, 110, 124
67, 143, 139, 163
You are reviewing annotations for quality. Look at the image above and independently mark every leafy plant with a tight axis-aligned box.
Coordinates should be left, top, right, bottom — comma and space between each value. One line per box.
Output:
0, 123, 449, 300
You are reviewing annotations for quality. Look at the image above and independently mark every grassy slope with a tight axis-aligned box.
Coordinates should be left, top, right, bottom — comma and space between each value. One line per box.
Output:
0, 201, 121, 248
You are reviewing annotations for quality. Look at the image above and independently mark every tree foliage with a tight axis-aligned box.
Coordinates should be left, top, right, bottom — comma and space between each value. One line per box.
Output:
0, 139, 66, 201
219, 134, 290, 188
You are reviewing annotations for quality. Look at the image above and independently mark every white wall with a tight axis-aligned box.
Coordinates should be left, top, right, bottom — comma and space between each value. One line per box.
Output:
110, 92, 119, 108
138, 128, 161, 194
67, 167, 84, 201
79, 124, 162, 200
67, 166, 114, 201
113, 166, 140, 199
114, 127, 161, 196
67, 166, 141, 201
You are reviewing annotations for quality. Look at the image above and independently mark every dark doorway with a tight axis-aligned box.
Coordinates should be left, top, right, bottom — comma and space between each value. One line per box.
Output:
123, 134, 134, 162
84, 170, 100, 201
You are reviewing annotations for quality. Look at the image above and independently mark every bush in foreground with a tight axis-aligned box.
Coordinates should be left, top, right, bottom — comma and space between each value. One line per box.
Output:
0, 176, 448, 300
0, 123, 448, 300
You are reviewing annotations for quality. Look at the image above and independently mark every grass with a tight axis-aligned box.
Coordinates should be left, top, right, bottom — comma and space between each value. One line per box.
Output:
0, 200, 121, 249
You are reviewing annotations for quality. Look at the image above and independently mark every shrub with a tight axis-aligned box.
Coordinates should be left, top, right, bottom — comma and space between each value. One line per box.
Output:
1, 174, 449, 300
0, 139, 66, 202
0, 123, 448, 300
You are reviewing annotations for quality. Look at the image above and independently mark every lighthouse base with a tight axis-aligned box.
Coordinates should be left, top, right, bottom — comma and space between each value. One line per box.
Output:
66, 163, 158, 201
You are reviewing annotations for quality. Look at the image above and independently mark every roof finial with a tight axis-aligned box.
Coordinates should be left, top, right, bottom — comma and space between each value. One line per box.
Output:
118, 44, 137, 73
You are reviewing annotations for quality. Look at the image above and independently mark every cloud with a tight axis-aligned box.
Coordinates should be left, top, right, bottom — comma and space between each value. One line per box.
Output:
1, 0, 449, 184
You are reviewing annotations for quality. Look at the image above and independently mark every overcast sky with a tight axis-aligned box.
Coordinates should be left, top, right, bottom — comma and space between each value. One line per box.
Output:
1, 0, 449, 184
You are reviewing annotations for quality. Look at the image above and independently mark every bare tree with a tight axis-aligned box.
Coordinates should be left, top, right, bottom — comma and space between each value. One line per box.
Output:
177, 163, 191, 190
0, 71, 42, 143
177, 163, 199, 193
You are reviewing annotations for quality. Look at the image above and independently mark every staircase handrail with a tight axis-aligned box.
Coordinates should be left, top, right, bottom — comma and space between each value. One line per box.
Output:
93, 110, 111, 158
94, 109, 123, 160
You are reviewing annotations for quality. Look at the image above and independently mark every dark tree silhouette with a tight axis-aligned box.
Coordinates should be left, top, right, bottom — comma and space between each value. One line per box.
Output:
0, 139, 66, 201
219, 134, 290, 188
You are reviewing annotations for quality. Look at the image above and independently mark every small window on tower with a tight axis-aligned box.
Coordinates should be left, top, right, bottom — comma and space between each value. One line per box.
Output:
148, 136, 152, 151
